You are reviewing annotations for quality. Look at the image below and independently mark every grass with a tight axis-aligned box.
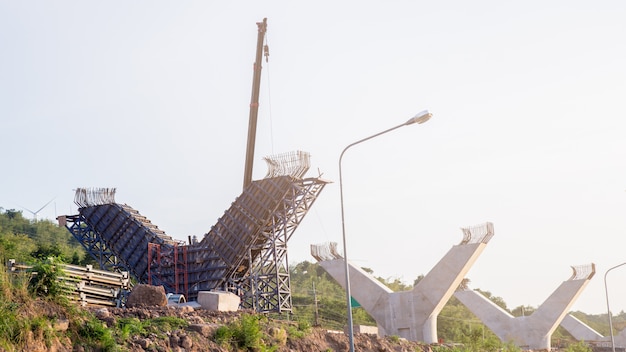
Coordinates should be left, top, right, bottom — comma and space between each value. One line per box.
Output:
0, 259, 115, 352
0, 265, 30, 350
215, 313, 265, 350
0, 259, 536, 352
76, 316, 117, 351
285, 319, 311, 339
116, 315, 188, 340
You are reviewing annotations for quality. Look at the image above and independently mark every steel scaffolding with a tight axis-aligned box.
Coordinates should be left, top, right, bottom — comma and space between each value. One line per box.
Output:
62, 152, 328, 313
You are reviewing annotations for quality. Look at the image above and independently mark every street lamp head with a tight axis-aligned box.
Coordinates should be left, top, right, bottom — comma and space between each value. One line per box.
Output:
338, 111, 431, 352
405, 110, 432, 125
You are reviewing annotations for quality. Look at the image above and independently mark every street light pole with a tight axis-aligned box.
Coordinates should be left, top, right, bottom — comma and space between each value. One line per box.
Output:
339, 110, 432, 352
605, 262, 626, 352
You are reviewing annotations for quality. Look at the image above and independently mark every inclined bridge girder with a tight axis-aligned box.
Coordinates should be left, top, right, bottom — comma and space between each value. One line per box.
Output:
63, 214, 129, 274
64, 174, 328, 313
74, 203, 179, 283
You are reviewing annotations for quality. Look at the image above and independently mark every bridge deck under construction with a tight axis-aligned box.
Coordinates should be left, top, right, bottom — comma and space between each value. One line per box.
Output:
62, 152, 328, 313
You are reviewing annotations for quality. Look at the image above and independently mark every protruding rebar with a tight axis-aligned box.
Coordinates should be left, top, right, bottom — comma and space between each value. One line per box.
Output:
74, 187, 116, 208
460, 222, 494, 244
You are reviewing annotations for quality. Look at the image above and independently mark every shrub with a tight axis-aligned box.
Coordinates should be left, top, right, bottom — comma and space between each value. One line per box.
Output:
77, 317, 116, 351
116, 317, 146, 340
268, 326, 287, 345
214, 325, 235, 347
388, 335, 401, 343
0, 263, 30, 350
28, 316, 55, 348
28, 257, 70, 299
564, 340, 592, 352
0, 300, 25, 350
214, 314, 263, 350
236, 314, 263, 349
297, 319, 311, 333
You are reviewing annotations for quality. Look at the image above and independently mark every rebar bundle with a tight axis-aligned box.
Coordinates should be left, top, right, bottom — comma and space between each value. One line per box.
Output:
74, 187, 116, 207
263, 150, 310, 179
310, 242, 342, 261
569, 263, 596, 280
460, 222, 495, 245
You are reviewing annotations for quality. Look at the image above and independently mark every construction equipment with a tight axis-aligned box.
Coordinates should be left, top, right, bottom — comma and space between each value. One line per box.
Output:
61, 19, 329, 313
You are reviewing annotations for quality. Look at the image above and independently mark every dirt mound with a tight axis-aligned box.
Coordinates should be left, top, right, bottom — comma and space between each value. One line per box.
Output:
88, 305, 432, 352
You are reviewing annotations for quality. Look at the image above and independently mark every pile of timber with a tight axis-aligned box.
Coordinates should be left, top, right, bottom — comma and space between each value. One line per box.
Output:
8, 260, 130, 307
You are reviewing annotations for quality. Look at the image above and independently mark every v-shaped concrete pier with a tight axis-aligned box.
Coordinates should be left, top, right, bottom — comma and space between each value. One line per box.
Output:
560, 314, 604, 342
311, 222, 494, 343
454, 264, 595, 350
560, 313, 626, 348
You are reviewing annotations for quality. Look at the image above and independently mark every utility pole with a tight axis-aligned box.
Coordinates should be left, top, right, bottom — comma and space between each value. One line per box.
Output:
313, 282, 320, 327
243, 18, 268, 190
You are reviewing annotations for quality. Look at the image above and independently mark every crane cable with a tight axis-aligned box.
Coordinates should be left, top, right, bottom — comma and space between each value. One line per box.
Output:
264, 33, 331, 243
263, 36, 275, 155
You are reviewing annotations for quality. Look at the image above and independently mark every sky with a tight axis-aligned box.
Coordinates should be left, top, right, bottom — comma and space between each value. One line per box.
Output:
1, 1, 626, 316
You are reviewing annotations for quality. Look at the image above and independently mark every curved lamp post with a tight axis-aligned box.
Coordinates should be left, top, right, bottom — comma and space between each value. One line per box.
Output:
605, 262, 626, 352
339, 110, 433, 352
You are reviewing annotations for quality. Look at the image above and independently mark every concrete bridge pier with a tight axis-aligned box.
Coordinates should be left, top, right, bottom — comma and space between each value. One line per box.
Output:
560, 313, 626, 349
454, 263, 595, 350
560, 314, 604, 342
311, 222, 494, 344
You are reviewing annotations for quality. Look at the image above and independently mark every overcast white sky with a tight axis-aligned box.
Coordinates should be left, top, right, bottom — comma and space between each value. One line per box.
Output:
1, 1, 626, 315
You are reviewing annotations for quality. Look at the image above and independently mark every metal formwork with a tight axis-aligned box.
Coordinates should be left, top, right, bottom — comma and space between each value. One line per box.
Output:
65, 173, 328, 313
77, 203, 178, 283
62, 213, 130, 274
147, 242, 188, 297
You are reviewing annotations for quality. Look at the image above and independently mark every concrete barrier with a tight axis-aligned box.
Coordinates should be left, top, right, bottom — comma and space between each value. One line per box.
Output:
197, 291, 240, 311
352, 325, 378, 335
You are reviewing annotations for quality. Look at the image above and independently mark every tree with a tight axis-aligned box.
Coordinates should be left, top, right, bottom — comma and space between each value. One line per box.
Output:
0, 207, 87, 264
511, 305, 535, 317
0, 233, 37, 263
475, 288, 508, 311
413, 274, 425, 286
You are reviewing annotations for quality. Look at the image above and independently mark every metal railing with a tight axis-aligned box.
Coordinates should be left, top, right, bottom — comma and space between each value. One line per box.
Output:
8, 260, 130, 307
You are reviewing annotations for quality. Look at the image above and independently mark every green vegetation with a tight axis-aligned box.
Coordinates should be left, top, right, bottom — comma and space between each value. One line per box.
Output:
77, 316, 117, 351
0, 206, 622, 351
117, 315, 189, 341
0, 208, 91, 266
563, 340, 593, 352
28, 257, 71, 298
0, 256, 119, 351
285, 319, 311, 339
287, 259, 622, 350
213, 314, 313, 351
0, 269, 28, 350
214, 314, 266, 350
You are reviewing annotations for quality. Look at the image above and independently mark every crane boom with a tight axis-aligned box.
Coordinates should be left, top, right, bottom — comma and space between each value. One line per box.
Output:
243, 18, 268, 190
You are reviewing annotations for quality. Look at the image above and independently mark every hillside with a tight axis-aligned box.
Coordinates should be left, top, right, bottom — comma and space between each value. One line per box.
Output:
1, 208, 624, 351
1, 288, 432, 352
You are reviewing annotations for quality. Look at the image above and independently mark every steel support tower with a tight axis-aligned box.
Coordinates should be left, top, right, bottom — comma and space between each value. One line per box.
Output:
61, 151, 328, 313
